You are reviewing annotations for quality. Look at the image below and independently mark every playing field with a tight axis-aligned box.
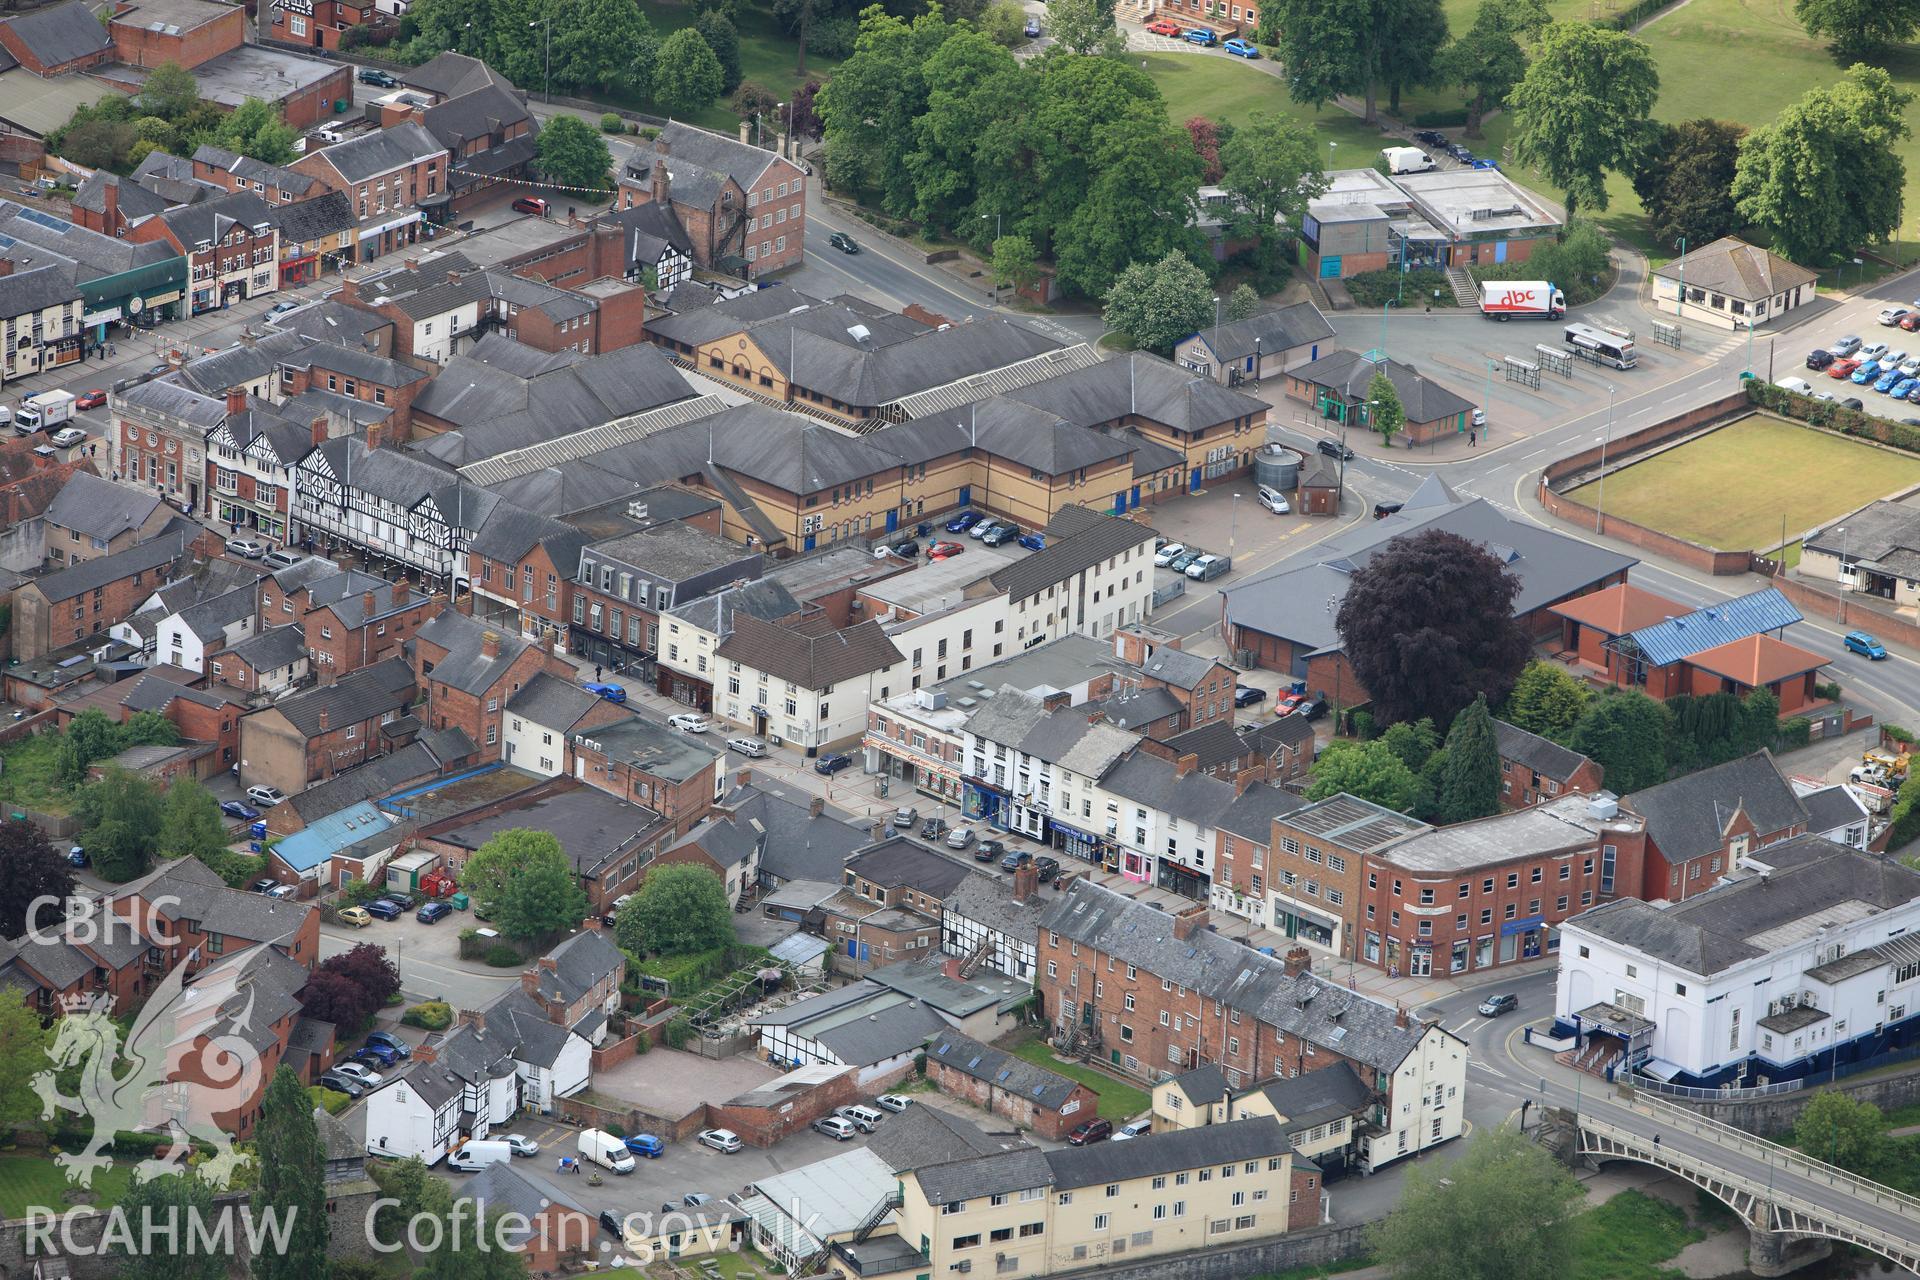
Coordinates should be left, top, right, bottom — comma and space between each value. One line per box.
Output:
1564, 414, 1920, 552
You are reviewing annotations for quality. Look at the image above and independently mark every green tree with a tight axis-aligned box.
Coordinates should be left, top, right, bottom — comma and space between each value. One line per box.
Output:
616, 864, 734, 955
76, 769, 163, 881
251, 1067, 328, 1280
459, 829, 569, 913
493, 856, 589, 941
1380, 718, 1439, 772
1741, 686, 1780, 753
1045, 0, 1127, 56
1268, 0, 1443, 121
418, 1207, 528, 1280
214, 98, 297, 165
1437, 696, 1501, 822
1792, 1091, 1894, 1179
1369, 1127, 1583, 1280
0, 820, 75, 941
1794, 0, 1920, 59
654, 27, 727, 117
547, 0, 659, 94
1631, 119, 1747, 250
992, 233, 1040, 294
123, 710, 180, 748
1380, 0, 1448, 116
1439, 0, 1545, 136
370, 1156, 452, 1247
1218, 110, 1327, 252
1051, 111, 1205, 296
904, 29, 1018, 227
115, 1174, 224, 1280
1504, 661, 1590, 740
159, 779, 229, 864
1306, 739, 1431, 815
1506, 22, 1659, 219
534, 114, 613, 192
1101, 250, 1213, 353
0, 988, 51, 1134
138, 61, 202, 120
60, 119, 138, 170
1733, 64, 1912, 264
67, 708, 124, 768
1568, 691, 1671, 793
1366, 369, 1405, 445
978, 0, 1028, 45
696, 10, 744, 91
1223, 283, 1259, 322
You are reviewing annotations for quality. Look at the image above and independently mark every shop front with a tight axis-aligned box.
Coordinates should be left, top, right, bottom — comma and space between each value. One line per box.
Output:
1156, 857, 1209, 901
80, 257, 188, 347
1498, 915, 1552, 965
1049, 820, 1118, 870
962, 777, 1006, 831
1272, 894, 1341, 952
215, 494, 287, 543
280, 251, 319, 286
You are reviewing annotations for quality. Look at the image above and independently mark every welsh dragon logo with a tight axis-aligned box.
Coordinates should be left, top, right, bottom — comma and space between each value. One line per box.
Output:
34, 945, 266, 1191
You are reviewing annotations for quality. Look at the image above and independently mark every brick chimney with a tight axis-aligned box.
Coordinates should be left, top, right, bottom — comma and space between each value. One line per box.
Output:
1283, 946, 1310, 978
0, 258, 13, 278
808, 795, 824, 818
363, 589, 377, 617
317, 707, 330, 731
1171, 903, 1208, 941
223, 387, 246, 416
404, 258, 420, 273
393, 577, 409, 605
735, 768, 752, 788
461, 1009, 486, 1034
1394, 1005, 1410, 1028
337, 276, 359, 304
538, 954, 558, 975
102, 174, 119, 226
538, 629, 553, 655
868, 820, 886, 842
310, 415, 328, 447
1175, 751, 1200, 779
480, 630, 502, 660
738, 120, 751, 145
412, 1039, 438, 1065
1233, 763, 1271, 797
456, 592, 474, 617
1013, 861, 1038, 903
1041, 690, 1071, 712
445, 269, 462, 287
651, 156, 671, 205
366, 421, 384, 451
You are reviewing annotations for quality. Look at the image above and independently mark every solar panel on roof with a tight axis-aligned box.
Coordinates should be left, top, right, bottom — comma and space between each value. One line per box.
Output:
1186, 947, 1197, 958
17, 209, 70, 233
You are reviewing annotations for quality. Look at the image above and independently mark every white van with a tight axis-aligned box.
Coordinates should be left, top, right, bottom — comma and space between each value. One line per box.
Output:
446, 1139, 513, 1173
579, 1128, 636, 1174
1774, 376, 1814, 396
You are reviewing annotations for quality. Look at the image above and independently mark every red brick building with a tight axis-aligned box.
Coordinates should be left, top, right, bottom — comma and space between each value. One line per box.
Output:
301, 576, 440, 679
616, 123, 808, 279
409, 608, 572, 758
127, 191, 281, 314
924, 1031, 1098, 1141
567, 713, 722, 836
190, 144, 329, 205
1493, 719, 1604, 810
265, 0, 371, 51
0, 2, 113, 76
466, 518, 585, 653
237, 655, 417, 794
10, 532, 190, 661
1112, 627, 1239, 732
109, 0, 245, 69
292, 121, 449, 264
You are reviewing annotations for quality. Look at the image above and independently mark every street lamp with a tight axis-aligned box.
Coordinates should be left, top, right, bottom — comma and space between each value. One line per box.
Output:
1594, 384, 1616, 534
1327, 141, 1337, 173
981, 212, 1003, 304
1229, 492, 1239, 560
527, 18, 551, 102
1674, 235, 1686, 322
1213, 294, 1221, 352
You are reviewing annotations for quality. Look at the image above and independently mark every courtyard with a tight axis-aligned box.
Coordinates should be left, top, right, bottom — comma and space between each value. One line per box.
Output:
1563, 414, 1920, 554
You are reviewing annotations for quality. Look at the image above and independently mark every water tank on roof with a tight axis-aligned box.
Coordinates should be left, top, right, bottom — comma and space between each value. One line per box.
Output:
1254, 442, 1301, 491
1587, 794, 1620, 821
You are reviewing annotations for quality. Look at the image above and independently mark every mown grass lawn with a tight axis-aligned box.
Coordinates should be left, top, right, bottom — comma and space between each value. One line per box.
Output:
1564, 413, 1920, 552
1568, 1189, 1703, 1280
0, 1154, 134, 1221
1007, 1038, 1153, 1122
1141, 53, 1389, 149
625, 0, 843, 133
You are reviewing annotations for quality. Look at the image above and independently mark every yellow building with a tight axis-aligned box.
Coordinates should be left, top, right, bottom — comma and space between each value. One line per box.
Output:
1152, 1060, 1377, 1175
831, 1118, 1321, 1280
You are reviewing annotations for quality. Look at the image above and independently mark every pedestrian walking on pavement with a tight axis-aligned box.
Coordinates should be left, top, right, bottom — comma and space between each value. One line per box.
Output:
595, 664, 603, 681
1468, 429, 1476, 447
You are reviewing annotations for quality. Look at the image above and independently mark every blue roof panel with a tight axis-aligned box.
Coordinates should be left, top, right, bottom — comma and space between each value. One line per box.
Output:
271, 800, 393, 872
1624, 587, 1803, 667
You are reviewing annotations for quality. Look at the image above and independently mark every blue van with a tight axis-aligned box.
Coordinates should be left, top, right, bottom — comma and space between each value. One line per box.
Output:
623, 1134, 666, 1158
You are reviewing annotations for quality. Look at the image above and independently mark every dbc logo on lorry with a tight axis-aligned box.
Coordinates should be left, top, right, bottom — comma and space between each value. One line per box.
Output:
1494, 288, 1538, 308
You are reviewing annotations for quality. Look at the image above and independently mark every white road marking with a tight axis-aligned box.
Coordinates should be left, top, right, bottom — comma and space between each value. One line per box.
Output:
1454, 1017, 1482, 1035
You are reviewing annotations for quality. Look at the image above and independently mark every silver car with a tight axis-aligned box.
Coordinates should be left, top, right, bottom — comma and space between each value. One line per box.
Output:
946, 826, 977, 850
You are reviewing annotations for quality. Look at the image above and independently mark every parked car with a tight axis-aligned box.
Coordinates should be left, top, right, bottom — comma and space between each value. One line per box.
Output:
976, 838, 1007, 863
929, 541, 965, 560
623, 1134, 666, 1158
267, 300, 300, 318
379, 890, 416, 910
1223, 36, 1258, 55
668, 712, 711, 733
1862, 340, 1890, 360
1258, 485, 1291, 515
966, 517, 1000, 540
1153, 542, 1187, 567
417, 901, 453, 924
367, 1031, 411, 1058
1034, 855, 1060, 882
1299, 696, 1329, 720
364, 899, 403, 921
354, 1044, 401, 1068
727, 736, 768, 757
1144, 17, 1183, 33
1903, 314, 1920, 332
1477, 993, 1520, 1016
815, 1116, 857, 1140
1234, 685, 1266, 707
1852, 362, 1882, 384
980, 522, 1019, 547
511, 196, 549, 216
1880, 307, 1909, 326
1876, 369, 1903, 392
246, 784, 285, 807
501, 1134, 540, 1156
1807, 349, 1837, 370
220, 800, 259, 820
876, 1094, 913, 1113
75, 389, 107, 410
815, 752, 853, 775
263, 549, 306, 571
599, 1211, 625, 1240
1067, 1119, 1113, 1146
1846, 630, 1889, 659
1317, 437, 1355, 460
1828, 358, 1862, 379
1274, 691, 1309, 717
317, 1071, 365, 1098
1186, 553, 1231, 581
1017, 532, 1046, 552
1183, 26, 1216, 43
67, 846, 87, 867
892, 806, 920, 829
1167, 549, 1202, 573
338, 906, 373, 928
946, 826, 978, 850
582, 681, 627, 703
1000, 848, 1031, 872
921, 817, 949, 840
1024, 15, 1041, 34
683, 1193, 715, 1208
1894, 379, 1917, 400
1843, 397, 1866, 410
357, 68, 398, 86
331, 1061, 383, 1087
225, 537, 266, 559
944, 511, 982, 533
49, 427, 86, 449
829, 231, 860, 254
836, 1105, 884, 1133
1832, 335, 1864, 355
698, 1129, 743, 1153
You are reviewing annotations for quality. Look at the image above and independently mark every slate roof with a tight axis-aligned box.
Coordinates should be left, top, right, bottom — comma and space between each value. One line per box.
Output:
0, 200, 177, 278
0, 261, 78, 317
272, 298, 391, 349
1653, 236, 1817, 301
668, 578, 803, 637
287, 740, 440, 821
1246, 1060, 1373, 1132
715, 612, 903, 691
1799, 785, 1868, 836
1568, 836, 1920, 974
1098, 752, 1235, 827
1164, 1061, 1229, 1105
1291, 351, 1475, 423
71, 171, 171, 224
1038, 878, 1434, 1071
1625, 750, 1807, 860
27, 530, 188, 603
866, 1101, 1028, 1173
522, 930, 623, 1007
1216, 781, 1311, 844
120, 857, 312, 947
752, 982, 950, 1066
912, 1146, 1056, 1205
401, 50, 514, 100
1137, 646, 1218, 690
994, 351, 1267, 434
656, 121, 782, 190
0, 2, 111, 68
845, 837, 973, 899
460, 1162, 593, 1237
412, 609, 535, 696
1047, 1116, 1291, 1190
268, 656, 414, 737
505, 671, 601, 733
961, 688, 1137, 779
169, 330, 311, 396
44, 471, 164, 542
988, 506, 1156, 604
1190, 303, 1335, 362
571, 713, 721, 784
927, 1031, 1085, 1110
271, 191, 356, 245
155, 189, 275, 251
220, 624, 307, 673
600, 200, 693, 258
1493, 719, 1594, 785
719, 784, 872, 884
941, 871, 1049, 943
408, 338, 694, 453
435, 784, 663, 876
312, 121, 444, 184
174, 583, 257, 643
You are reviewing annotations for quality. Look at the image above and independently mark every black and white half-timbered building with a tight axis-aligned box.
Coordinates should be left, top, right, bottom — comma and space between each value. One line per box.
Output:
292, 436, 498, 589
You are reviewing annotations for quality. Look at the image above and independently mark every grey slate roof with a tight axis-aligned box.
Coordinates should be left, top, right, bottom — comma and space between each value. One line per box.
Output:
269, 656, 414, 737
988, 507, 1156, 605
1137, 646, 1218, 690
962, 688, 1137, 780
401, 50, 515, 99
715, 613, 903, 692
913, 1147, 1056, 1205
570, 713, 721, 784
0, 200, 178, 279
412, 609, 534, 696
0, 2, 110, 68
435, 784, 663, 877
1046, 1116, 1290, 1190
289, 740, 440, 821
313, 121, 444, 184
998, 352, 1267, 434
1493, 719, 1594, 784
1039, 878, 1433, 1072
1191, 302, 1335, 362
72, 171, 171, 223
668, 577, 802, 637
0, 261, 78, 318
121, 856, 311, 947
44, 472, 164, 542
409, 338, 694, 454
27, 530, 189, 603
523, 930, 623, 1007
719, 784, 872, 884
867, 1101, 1028, 1173
1098, 752, 1235, 827
1216, 781, 1311, 843
1291, 350, 1475, 423
941, 872, 1049, 943
506, 670, 601, 733
459, 1161, 594, 1235
1246, 1060, 1373, 1132
845, 837, 973, 899
1800, 784, 1869, 836
170, 330, 312, 397
219, 624, 307, 673
156, 190, 275, 250
270, 191, 355, 245
927, 1031, 1085, 1110
1569, 836, 1920, 974
1164, 1062, 1229, 1105
1626, 750, 1806, 860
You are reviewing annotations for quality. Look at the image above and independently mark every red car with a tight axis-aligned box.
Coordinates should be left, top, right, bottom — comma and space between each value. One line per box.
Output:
1902, 314, 1920, 332
1828, 358, 1862, 379
1145, 17, 1183, 34
1274, 692, 1309, 717
928, 541, 966, 561
75, 390, 107, 410
1067, 1118, 1113, 1146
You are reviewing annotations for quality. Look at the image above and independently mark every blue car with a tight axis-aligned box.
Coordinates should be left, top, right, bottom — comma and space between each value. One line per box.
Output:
67, 846, 87, 867
1876, 369, 1903, 392
1184, 26, 1216, 43
364, 899, 403, 921
1018, 533, 1046, 552
945, 511, 981, 533
1852, 362, 1881, 384
1845, 630, 1889, 659
416, 901, 453, 924
1895, 379, 1917, 400
354, 1044, 402, 1068
1223, 36, 1258, 56
220, 800, 260, 820
623, 1134, 666, 1158
366, 1030, 412, 1058
582, 681, 627, 703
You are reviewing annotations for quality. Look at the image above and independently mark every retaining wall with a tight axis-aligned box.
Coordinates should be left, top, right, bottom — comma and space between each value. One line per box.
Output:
1655, 1066, 1920, 1138
1037, 1222, 1371, 1280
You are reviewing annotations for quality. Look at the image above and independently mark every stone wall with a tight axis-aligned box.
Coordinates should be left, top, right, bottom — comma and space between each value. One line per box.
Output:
1651, 1067, 1920, 1137
1037, 1222, 1371, 1280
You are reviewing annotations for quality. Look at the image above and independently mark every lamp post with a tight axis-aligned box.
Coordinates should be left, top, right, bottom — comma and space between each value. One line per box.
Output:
1327, 141, 1337, 173
1213, 294, 1222, 352
527, 18, 551, 102
1229, 492, 1239, 560
1674, 235, 1686, 322
981, 212, 1003, 304
1837, 525, 1850, 611
1594, 384, 1616, 534
1485, 358, 1496, 442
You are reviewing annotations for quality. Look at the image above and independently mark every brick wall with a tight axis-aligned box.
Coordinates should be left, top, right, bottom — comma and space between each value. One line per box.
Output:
701, 1066, 862, 1148
925, 1058, 1097, 1140
13, 565, 160, 660
110, 6, 244, 69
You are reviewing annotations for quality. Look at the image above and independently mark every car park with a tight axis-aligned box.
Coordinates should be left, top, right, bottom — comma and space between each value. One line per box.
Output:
338, 906, 372, 928
580, 1129, 637, 1174
877, 1094, 913, 1113
1807, 349, 1836, 370
1832, 335, 1863, 356
1317, 437, 1355, 460
1067, 1119, 1113, 1145
417, 901, 453, 924
246, 785, 285, 807
1145, 17, 1183, 33
511, 196, 549, 216
946, 826, 977, 850
1223, 36, 1258, 55
220, 800, 259, 820
929, 541, 965, 560
698, 1129, 743, 1153
945, 511, 981, 533
75, 390, 108, 409
1846, 630, 1889, 659
1477, 993, 1520, 1016
1234, 685, 1266, 707
668, 712, 711, 733
1153, 542, 1187, 567
1018, 532, 1045, 551
49, 427, 86, 448
975, 838, 1006, 863
815, 751, 853, 775
364, 899, 402, 921
225, 537, 266, 559
583, 681, 627, 703
1880, 307, 1909, 326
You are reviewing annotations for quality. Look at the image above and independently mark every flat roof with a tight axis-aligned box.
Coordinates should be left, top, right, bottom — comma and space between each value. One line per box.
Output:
108, 0, 236, 33
95, 44, 341, 108
861, 547, 1015, 615
1380, 793, 1609, 874
1391, 168, 1562, 237
0, 66, 118, 137
873, 634, 1119, 734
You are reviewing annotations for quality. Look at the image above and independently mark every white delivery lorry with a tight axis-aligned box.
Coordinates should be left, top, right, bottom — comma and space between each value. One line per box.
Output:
1477, 281, 1566, 321
14, 390, 76, 434
579, 1128, 637, 1174
1381, 146, 1435, 175
445, 1139, 514, 1173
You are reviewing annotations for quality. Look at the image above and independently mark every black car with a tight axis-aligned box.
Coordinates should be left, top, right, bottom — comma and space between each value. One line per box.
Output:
1412, 129, 1447, 146
1843, 397, 1866, 410
1807, 348, 1837, 371
1233, 685, 1265, 708
1318, 438, 1355, 461
1478, 993, 1520, 1016
814, 752, 853, 775
1300, 696, 1329, 721
317, 1071, 365, 1098
380, 890, 416, 910
884, 537, 920, 558
357, 68, 398, 87
599, 1211, 624, 1240
1000, 849, 1032, 872
922, 817, 949, 840
829, 231, 860, 254
1034, 856, 1060, 883
1372, 501, 1404, 520
1447, 142, 1474, 162
980, 522, 1018, 547
976, 838, 1007, 863
364, 899, 403, 921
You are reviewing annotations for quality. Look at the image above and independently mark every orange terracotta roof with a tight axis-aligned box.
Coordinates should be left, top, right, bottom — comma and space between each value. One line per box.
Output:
1684, 634, 1827, 687
1547, 583, 1685, 635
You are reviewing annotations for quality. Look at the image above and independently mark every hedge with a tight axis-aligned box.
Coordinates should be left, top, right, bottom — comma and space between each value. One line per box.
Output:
1743, 379, 1920, 452
1597, 0, 1682, 27
402, 1000, 453, 1030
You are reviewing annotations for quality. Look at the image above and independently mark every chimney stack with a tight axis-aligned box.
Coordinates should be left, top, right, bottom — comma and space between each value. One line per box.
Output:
456, 591, 474, 617
1394, 1005, 1410, 1028
102, 176, 118, 226
738, 120, 751, 145
1283, 946, 1310, 978
1171, 904, 1208, 941
1175, 751, 1200, 779
808, 795, 824, 818
310, 415, 328, 447
226, 387, 247, 417
735, 768, 752, 788
538, 955, 558, 975
1013, 861, 1038, 903
0, 258, 13, 278
461, 1009, 486, 1034
405, 258, 420, 273
942, 955, 964, 981
651, 156, 671, 205
412, 1039, 438, 1065
337, 276, 359, 304
480, 630, 502, 660
365, 421, 384, 451
393, 577, 410, 605
1041, 690, 1071, 713
363, 589, 377, 617
317, 708, 330, 731
1233, 764, 1270, 797
868, 821, 886, 842
538, 629, 553, 655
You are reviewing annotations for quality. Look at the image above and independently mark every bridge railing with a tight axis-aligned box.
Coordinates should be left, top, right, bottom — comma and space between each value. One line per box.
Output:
1614, 1088, 1920, 1220
1578, 1112, 1920, 1266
